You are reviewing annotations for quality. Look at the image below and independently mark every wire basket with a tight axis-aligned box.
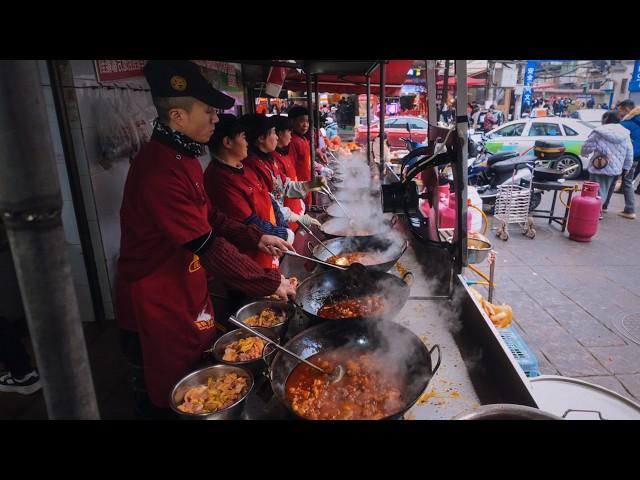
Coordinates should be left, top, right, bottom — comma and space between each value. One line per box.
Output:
494, 184, 531, 225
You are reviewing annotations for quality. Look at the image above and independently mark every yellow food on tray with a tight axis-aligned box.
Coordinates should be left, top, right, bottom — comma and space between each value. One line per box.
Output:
177, 374, 249, 414
223, 336, 267, 362
470, 287, 513, 328
245, 307, 286, 328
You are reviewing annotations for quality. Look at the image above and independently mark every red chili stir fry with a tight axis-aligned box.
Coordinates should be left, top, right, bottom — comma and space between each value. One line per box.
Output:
285, 349, 404, 420
317, 295, 386, 319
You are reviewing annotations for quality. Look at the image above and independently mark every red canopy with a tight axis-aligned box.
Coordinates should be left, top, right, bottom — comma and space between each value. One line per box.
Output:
282, 60, 413, 96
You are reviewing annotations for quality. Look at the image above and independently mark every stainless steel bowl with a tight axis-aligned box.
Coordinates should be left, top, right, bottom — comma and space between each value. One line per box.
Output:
212, 327, 280, 375
169, 364, 254, 420
234, 300, 295, 338
467, 232, 492, 264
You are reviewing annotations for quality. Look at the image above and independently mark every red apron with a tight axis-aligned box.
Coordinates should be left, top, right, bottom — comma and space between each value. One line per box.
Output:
131, 251, 215, 408
273, 148, 305, 232
289, 133, 312, 208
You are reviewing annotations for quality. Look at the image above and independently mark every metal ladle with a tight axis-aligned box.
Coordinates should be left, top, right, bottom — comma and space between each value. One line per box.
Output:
320, 186, 355, 223
295, 220, 339, 258
282, 250, 347, 271
228, 316, 345, 383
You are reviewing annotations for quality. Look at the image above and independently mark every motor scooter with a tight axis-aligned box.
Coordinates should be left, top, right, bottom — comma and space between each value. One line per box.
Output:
469, 140, 568, 212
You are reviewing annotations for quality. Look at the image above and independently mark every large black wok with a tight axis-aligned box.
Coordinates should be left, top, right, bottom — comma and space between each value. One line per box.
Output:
310, 235, 409, 272
320, 215, 396, 238
268, 317, 442, 420
293, 268, 412, 324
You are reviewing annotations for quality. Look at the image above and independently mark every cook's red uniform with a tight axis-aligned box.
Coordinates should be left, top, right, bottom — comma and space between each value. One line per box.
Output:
273, 147, 304, 232
203, 158, 278, 270
117, 140, 215, 408
288, 132, 312, 207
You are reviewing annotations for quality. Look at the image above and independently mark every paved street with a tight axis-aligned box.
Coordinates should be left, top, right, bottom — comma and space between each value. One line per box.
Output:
472, 183, 640, 403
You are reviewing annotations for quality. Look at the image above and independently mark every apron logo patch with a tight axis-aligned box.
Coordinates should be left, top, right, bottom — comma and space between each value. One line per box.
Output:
194, 309, 214, 331
188, 254, 201, 273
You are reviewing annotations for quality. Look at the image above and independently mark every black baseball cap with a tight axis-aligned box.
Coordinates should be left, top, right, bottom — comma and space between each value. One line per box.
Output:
143, 60, 235, 110
208, 114, 245, 149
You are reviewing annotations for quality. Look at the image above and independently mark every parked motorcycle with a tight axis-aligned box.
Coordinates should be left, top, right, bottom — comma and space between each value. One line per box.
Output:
469, 140, 568, 213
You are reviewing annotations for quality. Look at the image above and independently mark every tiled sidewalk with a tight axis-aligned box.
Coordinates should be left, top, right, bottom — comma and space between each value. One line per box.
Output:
472, 188, 640, 403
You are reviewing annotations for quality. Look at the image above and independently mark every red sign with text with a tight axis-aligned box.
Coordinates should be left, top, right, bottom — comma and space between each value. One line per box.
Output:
94, 60, 147, 81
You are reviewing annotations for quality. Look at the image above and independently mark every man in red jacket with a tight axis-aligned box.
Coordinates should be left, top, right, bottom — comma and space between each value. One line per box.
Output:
287, 106, 313, 207
117, 61, 294, 418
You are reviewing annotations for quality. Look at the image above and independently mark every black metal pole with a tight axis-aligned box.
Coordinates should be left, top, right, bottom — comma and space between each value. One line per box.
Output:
379, 61, 386, 178
366, 75, 371, 165
442, 60, 450, 123
47, 60, 105, 324
306, 72, 316, 181
454, 60, 469, 273
314, 75, 320, 128
0, 60, 100, 419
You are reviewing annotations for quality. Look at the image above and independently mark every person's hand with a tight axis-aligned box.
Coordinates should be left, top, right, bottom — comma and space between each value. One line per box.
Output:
274, 276, 296, 301
320, 166, 334, 178
298, 214, 322, 228
303, 176, 328, 192
258, 234, 293, 256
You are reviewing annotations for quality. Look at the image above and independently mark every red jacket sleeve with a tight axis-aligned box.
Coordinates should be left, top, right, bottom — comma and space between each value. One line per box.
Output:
199, 236, 281, 297
208, 207, 262, 251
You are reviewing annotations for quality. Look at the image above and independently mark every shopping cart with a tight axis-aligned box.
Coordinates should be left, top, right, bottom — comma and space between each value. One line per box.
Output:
493, 167, 537, 241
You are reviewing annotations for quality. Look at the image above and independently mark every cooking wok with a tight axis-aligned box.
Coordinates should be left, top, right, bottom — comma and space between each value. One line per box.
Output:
268, 317, 441, 420
293, 267, 412, 324
333, 187, 380, 202
324, 200, 393, 220
320, 215, 397, 239
310, 235, 409, 272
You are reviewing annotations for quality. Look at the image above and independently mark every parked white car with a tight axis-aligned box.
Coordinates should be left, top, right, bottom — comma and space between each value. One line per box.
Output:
483, 117, 593, 179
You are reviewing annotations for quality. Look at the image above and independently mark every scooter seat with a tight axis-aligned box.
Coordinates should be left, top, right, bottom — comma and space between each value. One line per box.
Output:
492, 161, 531, 174
487, 151, 520, 166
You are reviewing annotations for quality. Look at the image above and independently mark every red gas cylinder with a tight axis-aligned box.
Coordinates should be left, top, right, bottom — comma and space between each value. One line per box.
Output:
439, 194, 473, 230
567, 181, 601, 242
438, 184, 451, 205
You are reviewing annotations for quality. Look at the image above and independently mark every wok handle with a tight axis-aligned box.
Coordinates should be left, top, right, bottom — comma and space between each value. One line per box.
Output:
561, 409, 605, 420
390, 214, 399, 227
262, 342, 276, 377
428, 344, 441, 376
399, 239, 409, 258
307, 241, 315, 253
402, 271, 414, 285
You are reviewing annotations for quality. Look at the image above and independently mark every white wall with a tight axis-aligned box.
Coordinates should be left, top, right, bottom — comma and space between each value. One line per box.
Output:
66, 60, 156, 320
37, 60, 96, 322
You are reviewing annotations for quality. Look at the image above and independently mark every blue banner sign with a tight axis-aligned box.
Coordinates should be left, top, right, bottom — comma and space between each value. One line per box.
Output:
629, 60, 640, 92
521, 60, 538, 114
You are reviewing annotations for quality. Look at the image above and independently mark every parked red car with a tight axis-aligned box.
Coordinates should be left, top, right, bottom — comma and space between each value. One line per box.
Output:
356, 116, 429, 150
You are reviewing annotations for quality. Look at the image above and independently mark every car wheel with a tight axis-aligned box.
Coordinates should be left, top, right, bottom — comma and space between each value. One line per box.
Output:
553, 155, 582, 180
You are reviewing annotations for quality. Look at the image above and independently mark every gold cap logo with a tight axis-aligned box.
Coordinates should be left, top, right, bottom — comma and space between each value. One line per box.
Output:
170, 75, 187, 91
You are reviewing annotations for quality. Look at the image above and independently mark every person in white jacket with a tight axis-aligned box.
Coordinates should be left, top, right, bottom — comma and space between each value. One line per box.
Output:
580, 111, 634, 219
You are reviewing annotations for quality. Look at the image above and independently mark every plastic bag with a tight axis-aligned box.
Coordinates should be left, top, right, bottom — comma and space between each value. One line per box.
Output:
97, 90, 132, 163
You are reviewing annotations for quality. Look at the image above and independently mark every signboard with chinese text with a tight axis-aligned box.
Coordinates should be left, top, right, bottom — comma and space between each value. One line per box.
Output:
94, 60, 146, 82
521, 60, 538, 114
193, 60, 242, 93
629, 60, 640, 92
